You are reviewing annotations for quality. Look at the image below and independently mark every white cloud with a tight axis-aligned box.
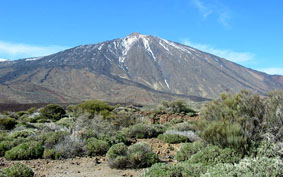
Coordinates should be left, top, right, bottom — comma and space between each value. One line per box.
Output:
0, 41, 68, 60
183, 40, 254, 63
191, 0, 212, 18
191, 0, 231, 28
258, 68, 283, 76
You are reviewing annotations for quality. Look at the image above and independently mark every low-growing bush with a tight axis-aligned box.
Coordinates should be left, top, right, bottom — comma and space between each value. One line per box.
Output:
158, 133, 189, 144
8, 130, 34, 139
42, 131, 68, 149
43, 149, 62, 159
188, 145, 241, 165
175, 141, 206, 161
74, 100, 114, 118
170, 121, 195, 131
98, 132, 130, 146
159, 100, 196, 114
5, 141, 44, 160
106, 142, 159, 169
54, 135, 86, 158
255, 139, 279, 158
127, 142, 159, 168
56, 117, 75, 128
106, 143, 128, 169
87, 138, 110, 156
0, 132, 8, 141
0, 117, 17, 130
141, 163, 186, 177
40, 104, 66, 121
0, 141, 12, 156
1, 163, 34, 177
152, 124, 167, 134
125, 123, 158, 138
142, 162, 209, 177
201, 157, 283, 177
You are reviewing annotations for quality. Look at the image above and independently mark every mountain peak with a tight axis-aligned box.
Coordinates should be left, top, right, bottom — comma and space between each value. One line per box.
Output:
129, 32, 142, 36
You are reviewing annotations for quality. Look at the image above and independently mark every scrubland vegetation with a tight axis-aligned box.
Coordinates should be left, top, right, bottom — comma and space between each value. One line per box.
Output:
0, 91, 282, 176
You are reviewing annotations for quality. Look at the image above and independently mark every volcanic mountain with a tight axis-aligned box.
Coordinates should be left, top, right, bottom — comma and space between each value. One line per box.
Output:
0, 33, 282, 104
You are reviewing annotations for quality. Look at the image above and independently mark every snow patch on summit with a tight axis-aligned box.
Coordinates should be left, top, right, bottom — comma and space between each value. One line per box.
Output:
0, 58, 8, 62
119, 35, 140, 63
142, 37, 156, 61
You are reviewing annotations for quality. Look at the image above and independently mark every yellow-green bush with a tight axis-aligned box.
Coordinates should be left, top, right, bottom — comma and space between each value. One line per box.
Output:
175, 141, 206, 161
157, 133, 189, 144
106, 142, 159, 169
5, 141, 44, 160
0, 163, 34, 177
87, 138, 110, 156
0, 117, 17, 130
40, 104, 66, 121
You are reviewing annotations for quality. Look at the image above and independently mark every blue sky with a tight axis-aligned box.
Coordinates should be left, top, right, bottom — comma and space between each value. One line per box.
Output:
0, 0, 282, 75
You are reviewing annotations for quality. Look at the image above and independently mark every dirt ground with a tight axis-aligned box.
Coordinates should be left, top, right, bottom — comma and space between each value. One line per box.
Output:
0, 138, 182, 177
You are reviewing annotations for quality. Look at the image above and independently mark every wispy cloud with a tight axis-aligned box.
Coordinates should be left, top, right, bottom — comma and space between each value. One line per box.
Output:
190, 0, 231, 29
191, 0, 212, 18
183, 40, 254, 63
258, 68, 283, 76
0, 41, 68, 60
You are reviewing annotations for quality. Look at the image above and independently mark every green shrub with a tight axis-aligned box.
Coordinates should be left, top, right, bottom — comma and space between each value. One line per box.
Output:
159, 100, 196, 114
175, 141, 206, 161
43, 149, 61, 159
87, 138, 110, 156
197, 91, 272, 154
75, 100, 114, 118
201, 157, 283, 177
1, 163, 34, 177
128, 142, 159, 168
98, 132, 129, 146
27, 107, 36, 114
188, 145, 241, 166
42, 131, 68, 148
17, 111, 28, 117
170, 121, 195, 131
178, 162, 210, 177
141, 163, 186, 177
106, 143, 128, 168
125, 123, 158, 139
158, 133, 189, 144
141, 162, 210, 177
264, 91, 283, 141
0, 141, 12, 156
56, 117, 74, 128
255, 140, 278, 158
40, 104, 66, 121
106, 142, 159, 169
152, 124, 167, 135
199, 120, 248, 153
8, 130, 34, 139
0, 132, 8, 141
0, 117, 17, 130
5, 141, 44, 160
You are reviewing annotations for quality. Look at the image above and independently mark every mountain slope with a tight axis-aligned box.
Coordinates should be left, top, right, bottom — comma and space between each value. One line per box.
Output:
0, 33, 282, 104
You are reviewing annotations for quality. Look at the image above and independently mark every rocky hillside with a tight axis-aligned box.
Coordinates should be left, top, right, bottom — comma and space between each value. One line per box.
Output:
0, 33, 282, 104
